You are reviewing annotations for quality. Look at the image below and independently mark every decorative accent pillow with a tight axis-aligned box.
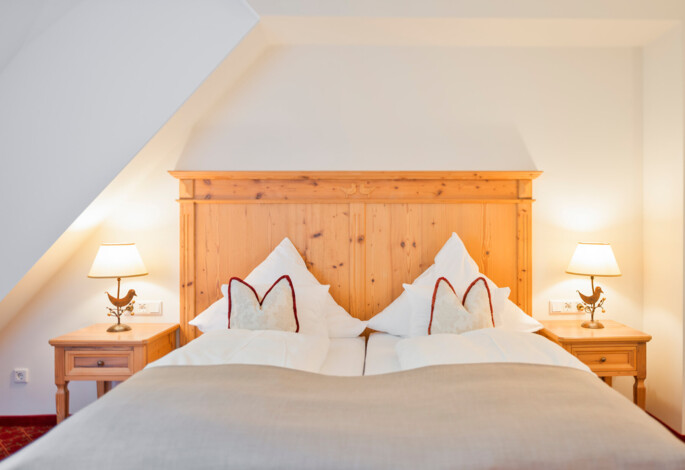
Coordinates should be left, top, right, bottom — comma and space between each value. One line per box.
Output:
428, 277, 494, 335
190, 283, 328, 335
228, 275, 299, 333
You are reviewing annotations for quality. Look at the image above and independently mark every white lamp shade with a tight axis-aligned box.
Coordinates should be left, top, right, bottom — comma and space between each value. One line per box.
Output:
88, 243, 148, 279
566, 242, 621, 277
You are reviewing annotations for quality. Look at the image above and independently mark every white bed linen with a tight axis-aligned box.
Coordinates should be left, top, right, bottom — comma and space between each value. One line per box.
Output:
366, 331, 591, 375
364, 333, 402, 375
319, 337, 366, 376
396, 329, 591, 373
147, 329, 330, 373
148, 330, 365, 376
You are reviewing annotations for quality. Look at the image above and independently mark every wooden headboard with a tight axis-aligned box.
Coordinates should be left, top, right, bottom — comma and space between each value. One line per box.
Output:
170, 171, 541, 345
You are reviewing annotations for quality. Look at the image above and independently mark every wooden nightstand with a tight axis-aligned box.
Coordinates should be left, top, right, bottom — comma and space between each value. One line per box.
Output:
539, 319, 651, 409
49, 323, 179, 423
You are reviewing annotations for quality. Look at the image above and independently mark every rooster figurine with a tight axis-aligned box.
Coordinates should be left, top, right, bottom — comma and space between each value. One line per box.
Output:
577, 286, 603, 306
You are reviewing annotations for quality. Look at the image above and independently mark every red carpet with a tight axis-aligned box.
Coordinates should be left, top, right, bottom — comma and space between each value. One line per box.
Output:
0, 425, 53, 461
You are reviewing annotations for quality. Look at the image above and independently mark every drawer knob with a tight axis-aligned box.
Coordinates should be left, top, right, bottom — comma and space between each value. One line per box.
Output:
600, 357, 607, 363
97, 360, 104, 367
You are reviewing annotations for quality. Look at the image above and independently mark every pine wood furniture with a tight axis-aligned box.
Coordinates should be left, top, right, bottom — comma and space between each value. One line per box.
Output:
49, 323, 179, 423
539, 319, 651, 409
170, 171, 541, 345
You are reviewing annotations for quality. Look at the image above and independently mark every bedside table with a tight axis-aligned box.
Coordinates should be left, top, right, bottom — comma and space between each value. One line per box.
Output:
539, 319, 651, 409
49, 323, 179, 423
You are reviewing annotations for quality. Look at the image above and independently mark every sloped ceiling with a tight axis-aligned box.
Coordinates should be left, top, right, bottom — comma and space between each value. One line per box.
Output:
0, 1, 263, 330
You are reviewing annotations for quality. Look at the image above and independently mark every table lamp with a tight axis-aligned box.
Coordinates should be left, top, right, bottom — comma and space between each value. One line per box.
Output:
88, 243, 148, 332
566, 242, 621, 329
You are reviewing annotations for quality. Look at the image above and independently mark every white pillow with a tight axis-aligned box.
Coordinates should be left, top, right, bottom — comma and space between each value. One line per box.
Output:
367, 232, 542, 335
407, 277, 494, 337
395, 328, 590, 373
148, 329, 331, 374
496, 294, 544, 333
367, 265, 435, 336
189, 284, 230, 333
246, 238, 367, 338
190, 238, 367, 338
190, 283, 329, 337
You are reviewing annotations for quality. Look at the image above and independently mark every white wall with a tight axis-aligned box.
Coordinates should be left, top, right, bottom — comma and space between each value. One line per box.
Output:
0, 35, 675, 425
180, 45, 644, 399
0, 0, 258, 315
642, 27, 684, 433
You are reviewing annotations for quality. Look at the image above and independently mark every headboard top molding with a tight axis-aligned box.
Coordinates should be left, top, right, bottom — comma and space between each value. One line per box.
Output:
169, 171, 542, 180
170, 171, 541, 205
171, 170, 540, 345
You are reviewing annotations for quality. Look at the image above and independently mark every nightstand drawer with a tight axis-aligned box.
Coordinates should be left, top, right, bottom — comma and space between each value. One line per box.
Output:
65, 349, 133, 378
571, 345, 637, 373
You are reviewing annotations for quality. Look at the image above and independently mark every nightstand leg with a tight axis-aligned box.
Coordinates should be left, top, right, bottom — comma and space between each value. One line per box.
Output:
602, 376, 613, 386
96, 381, 113, 398
634, 377, 646, 409
634, 342, 647, 409
56, 382, 69, 424
54, 346, 69, 424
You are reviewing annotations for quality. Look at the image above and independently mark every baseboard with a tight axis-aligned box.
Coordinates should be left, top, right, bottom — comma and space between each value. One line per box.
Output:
648, 412, 685, 443
0, 415, 57, 426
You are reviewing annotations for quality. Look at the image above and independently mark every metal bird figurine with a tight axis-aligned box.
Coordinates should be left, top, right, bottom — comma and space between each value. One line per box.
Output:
107, 289, 137, 308
577, 286, 603, 306
104, 285, 136, 332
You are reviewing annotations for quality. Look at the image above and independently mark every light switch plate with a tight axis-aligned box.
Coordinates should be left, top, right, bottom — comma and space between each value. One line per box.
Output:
134, 300, 162, 316
549, 300, 583, 315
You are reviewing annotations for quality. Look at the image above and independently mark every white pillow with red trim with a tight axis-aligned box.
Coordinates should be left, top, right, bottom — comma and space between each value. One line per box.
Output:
405, 276, 496, 337
428, 277, 494, 335
190, 281, 329, 337
190, 238, 367, 338
246, 238, 367, 338
369, 232, 542, 336
228, 275, 299, 333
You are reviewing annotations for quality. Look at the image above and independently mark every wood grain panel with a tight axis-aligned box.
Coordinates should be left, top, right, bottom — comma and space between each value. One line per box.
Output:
188, 178, 519, 203
364, 204, 518, 318
172, 171, 540, 344
193, 203, 352, 326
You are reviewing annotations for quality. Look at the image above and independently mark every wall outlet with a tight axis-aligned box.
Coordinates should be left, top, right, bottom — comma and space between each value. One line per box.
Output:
13, 368, 28, 383
549, 300, 583, 315
133, 300, 162, 316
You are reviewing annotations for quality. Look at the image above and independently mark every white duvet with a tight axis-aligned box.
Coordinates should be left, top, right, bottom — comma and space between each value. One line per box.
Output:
396, 328, 591, 373
148, 329, 330, 373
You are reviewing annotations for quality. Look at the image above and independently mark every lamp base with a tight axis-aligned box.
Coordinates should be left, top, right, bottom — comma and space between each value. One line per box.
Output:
581, 320, 604, 329
107, 323, 132, 333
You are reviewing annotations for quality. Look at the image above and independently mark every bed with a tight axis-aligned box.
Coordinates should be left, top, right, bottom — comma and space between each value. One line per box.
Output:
3, 171, 684, 469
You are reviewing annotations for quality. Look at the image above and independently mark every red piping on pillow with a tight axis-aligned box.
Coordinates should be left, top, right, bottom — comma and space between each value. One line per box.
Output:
462, 276, 495, 327
428, 277, 456, 335
227, 275, 299, 333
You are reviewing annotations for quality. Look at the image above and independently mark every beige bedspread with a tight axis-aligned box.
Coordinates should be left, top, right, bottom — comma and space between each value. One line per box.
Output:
3, 363, 684, 469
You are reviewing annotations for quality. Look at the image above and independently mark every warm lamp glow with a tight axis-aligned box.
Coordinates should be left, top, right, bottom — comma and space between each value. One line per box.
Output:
88, 243, 148, 279
566, 243, 621, 277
